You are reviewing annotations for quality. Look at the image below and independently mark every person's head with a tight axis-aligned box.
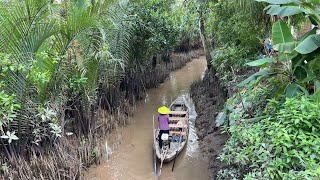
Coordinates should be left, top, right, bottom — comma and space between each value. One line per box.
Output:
158, 106, 170, 115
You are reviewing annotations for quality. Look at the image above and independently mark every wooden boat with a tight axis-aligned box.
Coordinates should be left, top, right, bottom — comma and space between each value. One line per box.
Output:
153, 96, 189, 163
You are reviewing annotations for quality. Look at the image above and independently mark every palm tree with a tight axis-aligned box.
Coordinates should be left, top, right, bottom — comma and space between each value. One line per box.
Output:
0, 0, 132, 157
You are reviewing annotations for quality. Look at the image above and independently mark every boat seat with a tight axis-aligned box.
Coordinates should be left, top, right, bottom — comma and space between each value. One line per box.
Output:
169, 117, 188, 121
169, 111, 188, 115
169, 124, 188, 128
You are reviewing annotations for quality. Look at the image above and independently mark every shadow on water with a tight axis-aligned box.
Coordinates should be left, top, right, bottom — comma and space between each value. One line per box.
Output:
86, 56, 209, 180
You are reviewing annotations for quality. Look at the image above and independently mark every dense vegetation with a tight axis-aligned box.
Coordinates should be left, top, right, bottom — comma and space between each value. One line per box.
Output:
1, 0, 320, 179
0, 0, 200, 179
208, 0, 320, 179
206, 0, 270, 86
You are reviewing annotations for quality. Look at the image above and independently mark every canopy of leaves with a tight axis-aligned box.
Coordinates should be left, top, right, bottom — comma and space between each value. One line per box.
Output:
128, 0, 199, 61
207, 0, 270, 53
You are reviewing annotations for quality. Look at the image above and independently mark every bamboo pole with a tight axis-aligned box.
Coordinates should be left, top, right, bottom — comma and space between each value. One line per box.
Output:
152, 115, 157, 176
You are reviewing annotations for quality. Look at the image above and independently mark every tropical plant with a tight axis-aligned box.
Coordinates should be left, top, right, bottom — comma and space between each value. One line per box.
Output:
0, 0, 133, 158
219, 96, 320, 179
207, 0, 271, 86
0, 0, 204, 174
128, 0, 184, 61
239, 0, 320, 97
211, 46, 250, 86
207, 0, 270, 52
257, 0, 320, 25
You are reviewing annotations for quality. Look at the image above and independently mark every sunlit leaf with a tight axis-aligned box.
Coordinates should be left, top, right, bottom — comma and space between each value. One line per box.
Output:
256, 0, 302, 4
245, 58, 276, 67
265, 5, 306, 16
295, 34, 320, 54
272, 20, 294, 46
273, 42, 297, 53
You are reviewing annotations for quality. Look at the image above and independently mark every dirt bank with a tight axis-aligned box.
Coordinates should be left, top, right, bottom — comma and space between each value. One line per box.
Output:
190, 68, 229, 179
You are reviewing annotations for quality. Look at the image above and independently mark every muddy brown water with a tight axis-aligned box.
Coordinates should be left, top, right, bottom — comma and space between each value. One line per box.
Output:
86, 56, 209, 180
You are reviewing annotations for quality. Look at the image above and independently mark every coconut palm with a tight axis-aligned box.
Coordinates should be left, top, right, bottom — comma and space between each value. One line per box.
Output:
0, 0, 132, 156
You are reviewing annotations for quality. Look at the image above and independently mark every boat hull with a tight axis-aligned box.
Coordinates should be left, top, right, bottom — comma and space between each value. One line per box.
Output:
153, 96, 189, 163
155, 136, 188, 162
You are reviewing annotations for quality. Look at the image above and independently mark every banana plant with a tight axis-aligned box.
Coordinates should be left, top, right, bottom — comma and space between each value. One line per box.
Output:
239, 0, 320, 97
257, 0, 320, 25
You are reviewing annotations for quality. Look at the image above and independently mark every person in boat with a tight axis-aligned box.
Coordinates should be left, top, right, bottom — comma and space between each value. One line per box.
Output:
157, 106, 170, 149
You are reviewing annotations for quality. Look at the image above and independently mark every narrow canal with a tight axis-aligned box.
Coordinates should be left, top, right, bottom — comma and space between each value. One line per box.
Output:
86, 56, 209, 180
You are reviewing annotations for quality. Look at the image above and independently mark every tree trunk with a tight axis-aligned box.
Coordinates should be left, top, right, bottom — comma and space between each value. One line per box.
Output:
198, 10, 212, 69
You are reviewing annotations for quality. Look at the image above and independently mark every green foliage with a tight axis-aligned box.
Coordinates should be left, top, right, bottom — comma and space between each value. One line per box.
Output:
240, 1, 320, 97
213, 1, 320, 180
207, 0, 269, 52
31, 106, 60, 145
211, 46, 251, 86
0, 1, 200, 169
217, 168, 241, 180
69, 75, 88, 91
129, 0, 197, 60
295, 34, 320, 54
0, 0, 135, 158
0, 0, 201, 178
207, 0, 270, 86
0, 90, 19, 127
224, 85, 274, 125
219, 96, 320, 179
258, 0, 320, 25
272, 20, 294, 46
245, 58, 276, 68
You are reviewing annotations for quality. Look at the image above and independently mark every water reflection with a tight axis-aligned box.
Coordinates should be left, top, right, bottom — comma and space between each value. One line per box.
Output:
161, 95, 168, 106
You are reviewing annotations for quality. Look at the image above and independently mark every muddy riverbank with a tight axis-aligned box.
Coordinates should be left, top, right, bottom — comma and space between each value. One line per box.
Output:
190, 68, 229, 179
86, 56, 210, 180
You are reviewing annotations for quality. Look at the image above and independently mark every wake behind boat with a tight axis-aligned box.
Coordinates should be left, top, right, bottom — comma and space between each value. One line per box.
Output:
153, 96, 189, 164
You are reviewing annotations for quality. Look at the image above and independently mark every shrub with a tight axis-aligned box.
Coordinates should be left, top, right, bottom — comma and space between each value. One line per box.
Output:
219, 96, 320, 179
211, 46, 251, 86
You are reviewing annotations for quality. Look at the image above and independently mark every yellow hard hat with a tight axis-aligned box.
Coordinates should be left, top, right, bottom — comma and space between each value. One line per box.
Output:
158, 106, 170, 114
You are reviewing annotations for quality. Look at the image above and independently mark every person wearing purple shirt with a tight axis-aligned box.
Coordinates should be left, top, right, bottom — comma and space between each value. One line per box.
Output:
158, 114, 170, 130
157, 106, 170, 149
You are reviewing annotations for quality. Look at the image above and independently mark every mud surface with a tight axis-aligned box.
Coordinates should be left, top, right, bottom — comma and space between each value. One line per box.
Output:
190, 68, 229, 179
